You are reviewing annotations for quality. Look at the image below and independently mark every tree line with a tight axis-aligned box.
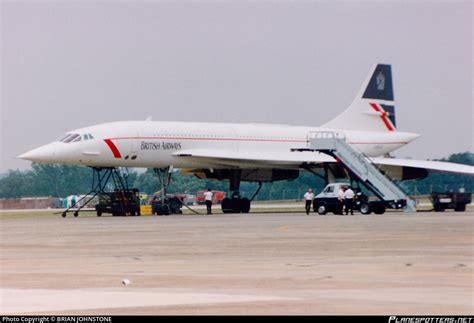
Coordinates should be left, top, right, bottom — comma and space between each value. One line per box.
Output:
0, 152, 472, 199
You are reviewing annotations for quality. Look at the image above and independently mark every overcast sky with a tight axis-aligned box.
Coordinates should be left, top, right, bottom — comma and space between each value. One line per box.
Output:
1, 0, 472, 172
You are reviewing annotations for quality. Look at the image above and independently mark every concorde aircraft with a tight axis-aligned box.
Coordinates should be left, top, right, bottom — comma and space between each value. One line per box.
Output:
19, 64, 474, 213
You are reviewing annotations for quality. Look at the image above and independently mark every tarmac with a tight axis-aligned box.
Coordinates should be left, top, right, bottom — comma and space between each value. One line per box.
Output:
0, 211, 473, 315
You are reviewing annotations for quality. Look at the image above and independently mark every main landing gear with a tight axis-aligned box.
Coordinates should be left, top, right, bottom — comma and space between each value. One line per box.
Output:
220, 170, 262, 214
221, 192, 252, 214
152, 167, 170, 215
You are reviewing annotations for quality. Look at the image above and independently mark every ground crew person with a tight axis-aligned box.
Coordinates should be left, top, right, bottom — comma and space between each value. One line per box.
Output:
303, 188, 314, 215
344, 186, 355, 215
204, 189, 213, 215
338, 185, 346, 214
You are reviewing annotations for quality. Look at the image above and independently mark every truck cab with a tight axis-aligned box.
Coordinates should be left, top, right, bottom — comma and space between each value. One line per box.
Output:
314, 183, 387, 215
313, 183, 349, 215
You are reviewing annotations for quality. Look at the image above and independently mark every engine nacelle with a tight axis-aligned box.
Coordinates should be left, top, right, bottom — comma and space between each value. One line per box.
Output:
378, 165, 429, 181
194, 168, 299, 183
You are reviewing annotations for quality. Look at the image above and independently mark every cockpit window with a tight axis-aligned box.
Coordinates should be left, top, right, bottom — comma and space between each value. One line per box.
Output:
60, 133, 93, 143
59, 134, 72, 142
63, 134, 80, 143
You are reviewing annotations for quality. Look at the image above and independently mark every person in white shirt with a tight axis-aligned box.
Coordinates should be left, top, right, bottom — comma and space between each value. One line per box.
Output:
303, 188, 314, 215
338, 185, 346, 214
203, 189, 213, 215
344, 187, 355, 215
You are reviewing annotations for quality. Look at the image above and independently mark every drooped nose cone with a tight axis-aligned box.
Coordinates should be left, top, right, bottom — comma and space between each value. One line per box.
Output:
18, 143, 57, 163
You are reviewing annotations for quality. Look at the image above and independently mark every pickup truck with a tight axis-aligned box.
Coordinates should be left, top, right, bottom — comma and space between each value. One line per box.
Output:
313, 183, 387, 215
430, 191, 471, 212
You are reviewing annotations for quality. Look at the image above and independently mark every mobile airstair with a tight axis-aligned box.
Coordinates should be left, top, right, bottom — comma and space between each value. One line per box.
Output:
305, 131, 415, 212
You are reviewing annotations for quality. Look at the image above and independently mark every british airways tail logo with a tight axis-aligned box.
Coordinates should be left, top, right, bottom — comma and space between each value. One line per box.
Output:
369, 102, 396, 131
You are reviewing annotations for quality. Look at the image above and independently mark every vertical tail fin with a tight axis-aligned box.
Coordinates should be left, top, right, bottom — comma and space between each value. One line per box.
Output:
322, 64, 397, 132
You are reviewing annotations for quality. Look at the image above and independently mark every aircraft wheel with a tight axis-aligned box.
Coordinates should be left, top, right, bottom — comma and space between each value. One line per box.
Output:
221, 198, 233, 213
62, 212, 67, 218
73, 211, 79, 217
231, 198, 241, 213
97, 211, 102, 217
154, 205, 163, 215
240, 198, 251, 213
360, 203, 372, 215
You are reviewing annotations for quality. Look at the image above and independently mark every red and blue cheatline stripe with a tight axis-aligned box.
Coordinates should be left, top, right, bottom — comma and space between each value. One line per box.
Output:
369, 102, 395, 131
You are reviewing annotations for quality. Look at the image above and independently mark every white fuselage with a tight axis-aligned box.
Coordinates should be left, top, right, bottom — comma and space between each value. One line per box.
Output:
20, 121, 419, 169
